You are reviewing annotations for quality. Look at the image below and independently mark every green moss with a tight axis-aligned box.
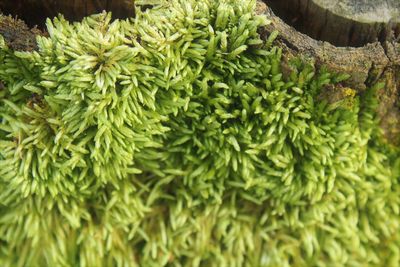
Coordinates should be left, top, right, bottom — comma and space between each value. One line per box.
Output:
0, 0, 399, 266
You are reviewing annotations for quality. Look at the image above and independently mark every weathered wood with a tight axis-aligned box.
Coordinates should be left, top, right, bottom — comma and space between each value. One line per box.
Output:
257, 1, 400, 144
0, 0, 135, 28
265, 0, 400, 47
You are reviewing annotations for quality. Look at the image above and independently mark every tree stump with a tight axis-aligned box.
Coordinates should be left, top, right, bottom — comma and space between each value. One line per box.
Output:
265, 0, 400, 47
1, 0, 400, 143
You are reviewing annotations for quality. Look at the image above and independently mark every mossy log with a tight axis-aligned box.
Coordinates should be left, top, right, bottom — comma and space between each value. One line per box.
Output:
0, 0, 399, 143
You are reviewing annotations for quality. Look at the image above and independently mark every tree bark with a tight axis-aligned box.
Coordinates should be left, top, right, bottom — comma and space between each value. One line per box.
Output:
265, 0, 400, 47
257, 1, 400, 144
0, 15, 43, 51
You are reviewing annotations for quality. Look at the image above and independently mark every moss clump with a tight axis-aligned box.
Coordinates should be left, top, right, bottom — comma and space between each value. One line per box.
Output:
0, 0, 399, 266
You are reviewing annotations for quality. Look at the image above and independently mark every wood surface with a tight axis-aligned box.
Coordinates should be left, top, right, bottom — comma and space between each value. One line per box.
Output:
258, 1, 400, 143
265, 0, 400, 47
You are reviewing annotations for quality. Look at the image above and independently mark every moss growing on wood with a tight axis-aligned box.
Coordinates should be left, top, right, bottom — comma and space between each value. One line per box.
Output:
0, 0, 399, 266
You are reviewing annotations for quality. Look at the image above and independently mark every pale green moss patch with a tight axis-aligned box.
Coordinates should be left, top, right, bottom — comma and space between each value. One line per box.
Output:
0, 1, 399, 266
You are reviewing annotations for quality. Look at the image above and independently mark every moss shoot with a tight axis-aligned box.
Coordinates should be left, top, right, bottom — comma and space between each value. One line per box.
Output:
0, 0, 399, 266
